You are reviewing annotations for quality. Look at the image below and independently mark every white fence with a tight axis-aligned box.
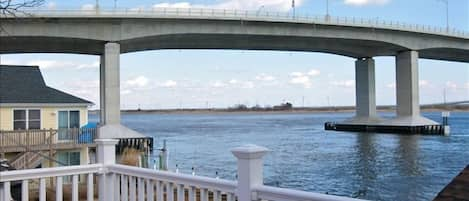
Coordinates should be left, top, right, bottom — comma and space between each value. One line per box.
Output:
0, 140, 366, 201
8, 7, 469, 39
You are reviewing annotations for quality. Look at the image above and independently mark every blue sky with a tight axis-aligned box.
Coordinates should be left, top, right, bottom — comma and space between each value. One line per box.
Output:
1, 0, 468, 109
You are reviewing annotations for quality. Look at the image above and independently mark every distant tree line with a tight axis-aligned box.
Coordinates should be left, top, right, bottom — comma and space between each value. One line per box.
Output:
228, 102, 293, 111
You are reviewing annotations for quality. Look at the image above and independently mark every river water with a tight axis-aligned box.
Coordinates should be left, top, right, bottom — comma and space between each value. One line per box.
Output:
90, 111, 469, 201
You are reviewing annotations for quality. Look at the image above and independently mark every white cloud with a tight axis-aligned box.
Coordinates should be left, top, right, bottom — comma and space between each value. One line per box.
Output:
331, 80, 355, 88
47, 2, 56, 9
307, 69, 321, 77
290, 74, 311, 88
125, 76, 149, 88
77, 61, 99, 69
446, 81, 458, 89
161, 80, 178, 87
465, 82, 469, 89
242, 81, 255, 89
26, 60, 73, 69
344, 0, 390, 6
81, 4, 96, 10
211, 81, 226, 88
255, 74, 276, 81
61, 80, 99, 106
153, 2, 192, 9
289, 69, 321, 88
4, 59, 99, 70
229, 79, 239, 84
152, 0, 302, 11
419, 80, 430, 87
290, 72, 304, 77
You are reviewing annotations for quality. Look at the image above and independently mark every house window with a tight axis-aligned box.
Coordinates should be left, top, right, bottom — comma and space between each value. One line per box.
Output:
13, 109, 41, 130
58, 110, 80, 140
57, 151, 80, 166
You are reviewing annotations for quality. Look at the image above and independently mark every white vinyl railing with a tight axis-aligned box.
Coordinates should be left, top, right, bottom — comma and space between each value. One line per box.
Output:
6, 7, 469, 39
0, 141, 366, 201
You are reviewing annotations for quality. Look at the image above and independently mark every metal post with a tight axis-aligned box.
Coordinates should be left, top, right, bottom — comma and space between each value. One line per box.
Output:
231, 145, 269, 201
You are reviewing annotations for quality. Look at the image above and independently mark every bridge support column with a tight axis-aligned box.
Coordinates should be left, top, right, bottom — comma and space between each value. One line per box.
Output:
100, 42, 120, 125
99, 42, 145, 139
344, 58, 382, 124
390, 51, 438, 125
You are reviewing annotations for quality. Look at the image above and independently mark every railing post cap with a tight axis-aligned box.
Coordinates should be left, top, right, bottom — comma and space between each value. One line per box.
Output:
95, 138, 119, 145
231, 144, 269, 159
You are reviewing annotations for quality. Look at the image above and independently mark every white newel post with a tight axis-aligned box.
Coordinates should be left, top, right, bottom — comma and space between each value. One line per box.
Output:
231, 145, 269, 201
96, 139, 119, 201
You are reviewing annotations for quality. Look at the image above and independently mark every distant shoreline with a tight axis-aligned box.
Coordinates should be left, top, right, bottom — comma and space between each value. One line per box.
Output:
89, 106, 469, 115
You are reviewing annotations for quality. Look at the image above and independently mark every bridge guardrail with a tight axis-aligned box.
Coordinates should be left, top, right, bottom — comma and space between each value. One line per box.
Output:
4, 7, 469, 39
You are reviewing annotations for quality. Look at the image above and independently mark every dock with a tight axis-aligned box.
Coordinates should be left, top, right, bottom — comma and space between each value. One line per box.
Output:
325, 122, 446, 135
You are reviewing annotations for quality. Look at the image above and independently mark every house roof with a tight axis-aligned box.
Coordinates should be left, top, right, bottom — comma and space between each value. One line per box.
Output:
0, 65, 93, 105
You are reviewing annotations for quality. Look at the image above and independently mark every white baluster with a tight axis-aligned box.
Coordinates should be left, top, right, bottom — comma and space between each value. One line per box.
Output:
56, 177, 63, 201
88, 173, 94, 201
72, 175, 79, 201
39, 178, 46, 201
21, 180, 28, 201
188, 186, 195, 201
146, 180, 154, 201
213, 190, 221, 201
115, 174, 121, 201
122, 175, 129, 201
226, 193, 235, 201
156, 181, 163, 201
200, 188, 208, 201
2, 181, 11, 201
138, 178, 144, 201
167, 182, 174, 201
129, 176, 136, 201
177, 184, 184, 201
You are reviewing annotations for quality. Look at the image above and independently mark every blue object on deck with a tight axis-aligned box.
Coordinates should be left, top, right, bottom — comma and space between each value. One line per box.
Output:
79, 123, 97, 143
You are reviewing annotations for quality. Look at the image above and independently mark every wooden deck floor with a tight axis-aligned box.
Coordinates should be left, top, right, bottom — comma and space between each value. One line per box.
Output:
433, 165, 469, 201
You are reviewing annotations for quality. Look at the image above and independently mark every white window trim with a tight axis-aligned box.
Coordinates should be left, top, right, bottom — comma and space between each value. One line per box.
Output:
12, 108, 42, 130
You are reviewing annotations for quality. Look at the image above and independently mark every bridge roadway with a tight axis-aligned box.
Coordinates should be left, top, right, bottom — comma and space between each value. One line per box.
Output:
1, 8, 468, 134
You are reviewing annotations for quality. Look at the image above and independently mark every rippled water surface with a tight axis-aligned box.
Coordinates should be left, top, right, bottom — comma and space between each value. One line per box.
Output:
90, 112, 469, 201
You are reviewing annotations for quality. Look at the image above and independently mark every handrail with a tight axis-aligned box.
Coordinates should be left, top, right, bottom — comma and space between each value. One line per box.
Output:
2, 8, 468, 39
0, 164, 102, 182
108, 164, 237, 193
255, 185, 365, 201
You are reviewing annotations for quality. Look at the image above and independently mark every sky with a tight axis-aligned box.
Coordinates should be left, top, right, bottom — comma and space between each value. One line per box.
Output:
1, 0, 469, 109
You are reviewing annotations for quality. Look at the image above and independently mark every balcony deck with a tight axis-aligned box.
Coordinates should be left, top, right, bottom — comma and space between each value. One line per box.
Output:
0, 128, 97, 153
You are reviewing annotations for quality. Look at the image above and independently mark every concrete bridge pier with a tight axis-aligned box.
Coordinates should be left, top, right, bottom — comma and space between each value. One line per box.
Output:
344, 58, 382, 124
98, 42, 146, 139
387, 50, 439, 126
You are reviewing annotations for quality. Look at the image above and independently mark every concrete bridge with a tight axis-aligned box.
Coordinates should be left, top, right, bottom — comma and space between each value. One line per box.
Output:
1, 8, 468, 134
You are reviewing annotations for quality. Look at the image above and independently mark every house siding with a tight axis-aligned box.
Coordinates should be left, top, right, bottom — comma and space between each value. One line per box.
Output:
0, 107, 13, 130
0, 106, 89, 131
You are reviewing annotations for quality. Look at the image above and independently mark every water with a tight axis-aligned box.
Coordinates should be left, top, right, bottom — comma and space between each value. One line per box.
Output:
90, 111, 469, 201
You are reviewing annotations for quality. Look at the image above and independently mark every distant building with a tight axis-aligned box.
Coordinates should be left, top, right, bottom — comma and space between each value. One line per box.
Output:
0, 65, 94, 170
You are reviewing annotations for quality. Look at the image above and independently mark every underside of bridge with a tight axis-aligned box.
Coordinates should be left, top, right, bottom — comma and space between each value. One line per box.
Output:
1, 16, 468, 135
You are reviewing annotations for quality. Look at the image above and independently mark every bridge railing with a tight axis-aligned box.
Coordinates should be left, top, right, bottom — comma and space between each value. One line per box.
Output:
7, 7, 469, 39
